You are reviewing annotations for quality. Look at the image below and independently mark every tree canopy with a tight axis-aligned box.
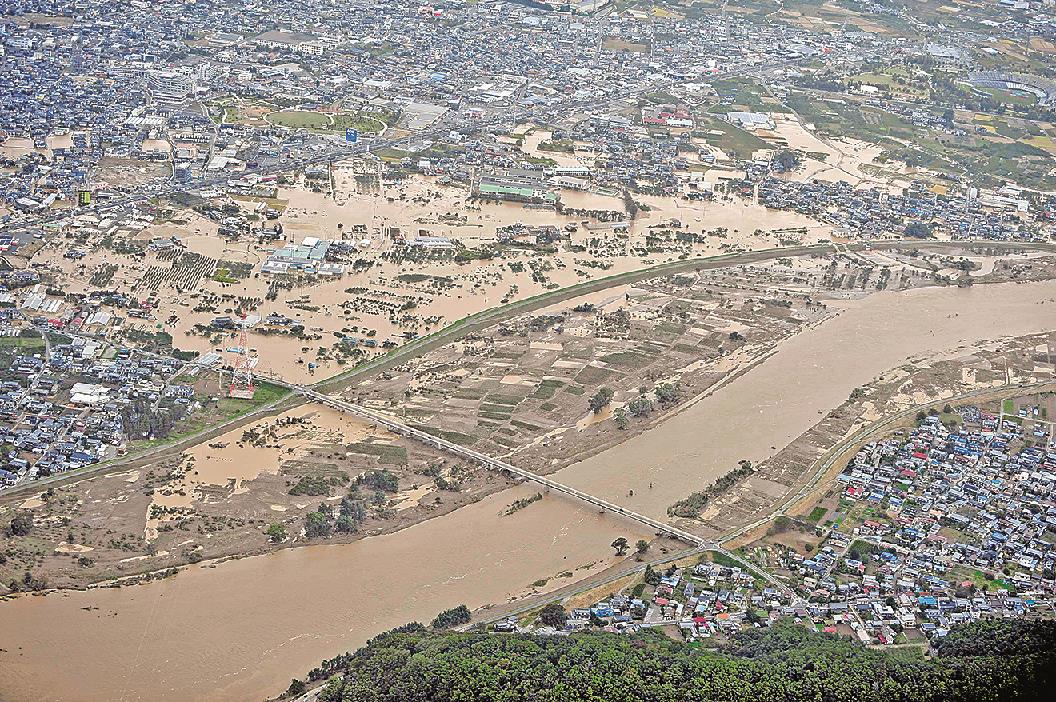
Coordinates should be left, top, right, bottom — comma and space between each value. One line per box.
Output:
7, 511, 32, 537
304, 619, 1055, 702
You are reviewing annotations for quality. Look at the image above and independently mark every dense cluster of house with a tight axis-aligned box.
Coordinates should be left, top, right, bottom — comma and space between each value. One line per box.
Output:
750, 177, 1052, 242
1, 0, 1051, 257
4, 0, 1045, 261
492, 560, 799, 640
495, 404, 1055, 644
790, 409, 1056, 642
0, 315, 199, 490
0, 0, 900, 228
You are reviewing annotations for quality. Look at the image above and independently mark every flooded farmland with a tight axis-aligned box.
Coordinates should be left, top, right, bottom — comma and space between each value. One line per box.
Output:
554, 278, 1056, 519
2, 278, 1055, 701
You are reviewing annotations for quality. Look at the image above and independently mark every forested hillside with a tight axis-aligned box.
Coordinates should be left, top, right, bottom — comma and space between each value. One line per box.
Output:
290, 619, 1056, 702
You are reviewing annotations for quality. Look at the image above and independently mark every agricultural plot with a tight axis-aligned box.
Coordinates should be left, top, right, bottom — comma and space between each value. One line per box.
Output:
348, 259, 865, 470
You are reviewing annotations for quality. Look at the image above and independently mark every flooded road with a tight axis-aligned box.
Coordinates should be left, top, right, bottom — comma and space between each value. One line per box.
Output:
2, 279, 1055, 701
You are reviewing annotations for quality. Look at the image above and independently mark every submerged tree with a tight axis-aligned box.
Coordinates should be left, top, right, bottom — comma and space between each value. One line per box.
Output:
589, 386, 615, 413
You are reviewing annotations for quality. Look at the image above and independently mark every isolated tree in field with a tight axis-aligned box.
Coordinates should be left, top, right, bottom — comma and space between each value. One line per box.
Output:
539, 603, 568, 629
611, 537, 629, 556
335, 515, 358, 534
627, 395, 653, 417
588, 386, 614, 413
359, 469, 399, 493
613, 408, 629, 430
769, 515, 793, 535
265, 523, 287, 543
7, 511, 32, 537
655, 382, 681, 405
636, 539, 650, 556
304, 510, 333, 538
336, 496, 366, 534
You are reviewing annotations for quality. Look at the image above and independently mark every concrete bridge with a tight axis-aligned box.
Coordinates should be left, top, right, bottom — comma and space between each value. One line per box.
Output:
297, 386, 802, 603
297, 387, 708, 546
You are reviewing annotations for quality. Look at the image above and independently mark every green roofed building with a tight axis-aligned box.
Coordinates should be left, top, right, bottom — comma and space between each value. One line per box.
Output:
475, 172, 558, 204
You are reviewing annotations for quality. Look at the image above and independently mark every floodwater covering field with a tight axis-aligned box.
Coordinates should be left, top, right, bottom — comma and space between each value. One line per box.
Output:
1, 278, 1055, 701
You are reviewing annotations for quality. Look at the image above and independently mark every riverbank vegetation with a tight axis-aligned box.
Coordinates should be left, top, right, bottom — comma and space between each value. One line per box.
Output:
668, 460, 756, 518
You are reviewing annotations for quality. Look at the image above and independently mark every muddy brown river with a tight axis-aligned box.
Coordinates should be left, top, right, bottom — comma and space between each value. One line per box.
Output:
2, 279, 1055, 701
0, 489, 647, 702
555, 279, 1056, 518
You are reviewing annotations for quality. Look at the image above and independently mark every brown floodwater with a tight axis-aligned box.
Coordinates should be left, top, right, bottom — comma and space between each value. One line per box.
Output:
553, 279, 1056, 518
0, 485, 649, 702
1, 279, 1054, 701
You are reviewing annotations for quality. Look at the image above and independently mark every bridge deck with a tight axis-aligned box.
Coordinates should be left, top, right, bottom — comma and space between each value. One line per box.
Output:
299, 387, 804, 602
299, 388, 706, 546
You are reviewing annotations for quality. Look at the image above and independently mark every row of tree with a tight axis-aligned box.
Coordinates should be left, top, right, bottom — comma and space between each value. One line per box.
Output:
668, 460, 756, 518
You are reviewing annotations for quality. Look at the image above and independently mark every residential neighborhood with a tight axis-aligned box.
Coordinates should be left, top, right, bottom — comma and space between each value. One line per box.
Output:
0, 315, 204, 490
1, 0, 1056, 699
503, 399, 1056, 649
